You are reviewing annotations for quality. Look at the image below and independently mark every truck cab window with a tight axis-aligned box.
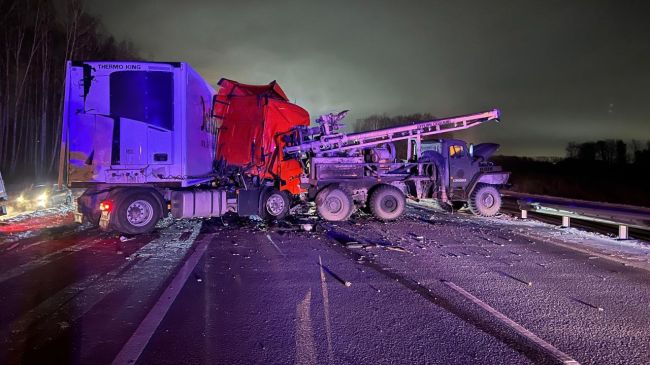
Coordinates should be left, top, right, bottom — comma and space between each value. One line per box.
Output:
110, 71, 174, 130
449, 145, 464, 158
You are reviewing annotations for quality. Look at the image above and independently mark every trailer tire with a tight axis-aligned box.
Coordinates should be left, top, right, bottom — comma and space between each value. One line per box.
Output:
260, 189, 290, 221
316, 187, 354, 222
368, 184, 405, 221
469, 184, 501, 217
114, 191, 162, 234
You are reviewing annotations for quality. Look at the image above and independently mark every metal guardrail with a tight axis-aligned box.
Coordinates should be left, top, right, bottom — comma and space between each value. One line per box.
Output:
502, 191, 650, 240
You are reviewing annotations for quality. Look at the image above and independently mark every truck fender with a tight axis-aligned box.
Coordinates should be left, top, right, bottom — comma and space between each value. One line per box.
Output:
468, 172, 510, 196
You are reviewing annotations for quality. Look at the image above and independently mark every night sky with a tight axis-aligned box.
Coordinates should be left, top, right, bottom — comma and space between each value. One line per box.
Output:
86, 0, 649, 157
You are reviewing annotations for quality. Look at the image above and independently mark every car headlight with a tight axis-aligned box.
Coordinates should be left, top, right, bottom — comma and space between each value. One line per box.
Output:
37, 193, 48, 207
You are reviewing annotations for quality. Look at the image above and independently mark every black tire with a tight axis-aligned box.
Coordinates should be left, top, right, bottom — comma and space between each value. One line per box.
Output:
368, 184, 405, 221
259, 188, 290, 221
316, 187, 354, 221
113, 191, 162, 234
469, 184, 501, 217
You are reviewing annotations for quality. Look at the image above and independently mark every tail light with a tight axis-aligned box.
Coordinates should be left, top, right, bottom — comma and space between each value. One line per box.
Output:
99, 200, 113, 212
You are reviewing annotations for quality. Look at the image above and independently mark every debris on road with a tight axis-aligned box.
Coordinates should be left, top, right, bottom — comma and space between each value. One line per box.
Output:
266, 234, 286, 257
498, 271, 533, 286
572, 298, 604, 311
319, 256, 352, 287
385, 246, 411, 254
345, 242, 364, 249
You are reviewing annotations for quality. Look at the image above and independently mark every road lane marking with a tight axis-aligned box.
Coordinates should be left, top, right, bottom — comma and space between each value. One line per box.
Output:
112, 232, 209, 365
0, 240, 97, 284
442, 280, 580, 365
295, 289, 317, 365
318, 256, 334, 364
266, 234, 286, 257
2, 222, 201, 358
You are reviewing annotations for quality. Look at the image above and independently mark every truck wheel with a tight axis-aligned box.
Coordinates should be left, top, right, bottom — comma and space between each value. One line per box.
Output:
368, 184, 405, 221
469, 184, 501, 217
114, 191, 162, 234
316, 187, 353, 221
260, 189, 290, 221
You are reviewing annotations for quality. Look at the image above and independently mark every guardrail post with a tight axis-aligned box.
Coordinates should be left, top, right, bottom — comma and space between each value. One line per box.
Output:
520, 210, 527, 219
561, 216, 570, 228
618, 225, 629, 240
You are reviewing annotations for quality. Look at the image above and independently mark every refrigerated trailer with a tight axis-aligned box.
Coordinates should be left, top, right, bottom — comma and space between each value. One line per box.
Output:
65, 61, 310, 234
64, 60, 508, 234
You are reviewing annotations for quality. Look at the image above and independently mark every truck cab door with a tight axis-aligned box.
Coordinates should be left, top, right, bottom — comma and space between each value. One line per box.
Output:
447, 142, 473, 195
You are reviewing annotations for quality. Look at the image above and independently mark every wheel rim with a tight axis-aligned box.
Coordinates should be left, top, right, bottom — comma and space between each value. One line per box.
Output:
126, 200, 154, 227
380, 195, 399, 213
266, 193, 286, 216
482, 193, 495, 208
325, 196, 343, 214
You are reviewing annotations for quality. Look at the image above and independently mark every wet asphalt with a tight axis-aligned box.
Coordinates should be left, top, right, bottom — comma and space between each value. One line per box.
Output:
0, 205, 649, 364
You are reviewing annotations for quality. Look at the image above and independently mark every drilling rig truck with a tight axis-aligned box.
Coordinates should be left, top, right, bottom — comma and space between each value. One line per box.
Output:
63, 61, 509, 234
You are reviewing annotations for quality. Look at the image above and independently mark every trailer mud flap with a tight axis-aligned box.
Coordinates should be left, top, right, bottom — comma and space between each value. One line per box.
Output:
237, 189, 261, 216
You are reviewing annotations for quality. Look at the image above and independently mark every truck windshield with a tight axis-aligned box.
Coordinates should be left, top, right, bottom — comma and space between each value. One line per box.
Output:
110, 71, 174, 130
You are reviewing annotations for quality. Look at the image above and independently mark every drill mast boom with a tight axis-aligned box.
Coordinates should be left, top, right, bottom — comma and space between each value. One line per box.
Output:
284, 109, 500, 155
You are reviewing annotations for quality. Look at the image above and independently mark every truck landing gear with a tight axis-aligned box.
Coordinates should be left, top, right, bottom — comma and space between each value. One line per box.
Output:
469, 184, 501, 217
316, 187, 354, 221
368, 184, 405, 221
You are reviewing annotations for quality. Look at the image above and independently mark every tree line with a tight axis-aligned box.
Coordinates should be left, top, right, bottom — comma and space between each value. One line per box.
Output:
566, 140, 650, 166
0, 0, 137, 183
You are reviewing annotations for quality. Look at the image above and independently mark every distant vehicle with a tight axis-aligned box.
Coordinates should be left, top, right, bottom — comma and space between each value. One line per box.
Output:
0, 171, 7, 216
14, 183, 72, 210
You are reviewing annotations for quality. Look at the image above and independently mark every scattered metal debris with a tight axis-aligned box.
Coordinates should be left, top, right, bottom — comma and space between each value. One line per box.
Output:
572, 298, 604, 311
319, 256, 351, 287
498, 271, 532, 286
385, 246, 410, 253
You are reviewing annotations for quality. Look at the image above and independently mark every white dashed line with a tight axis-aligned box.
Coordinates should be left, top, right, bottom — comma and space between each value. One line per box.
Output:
442, 280, 580, 365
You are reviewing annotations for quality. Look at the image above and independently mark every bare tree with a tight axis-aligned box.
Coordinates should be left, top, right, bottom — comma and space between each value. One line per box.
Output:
0, 0, 138, 184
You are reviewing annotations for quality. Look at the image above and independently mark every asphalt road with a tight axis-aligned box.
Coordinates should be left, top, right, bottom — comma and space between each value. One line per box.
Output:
0, 205, 649, 365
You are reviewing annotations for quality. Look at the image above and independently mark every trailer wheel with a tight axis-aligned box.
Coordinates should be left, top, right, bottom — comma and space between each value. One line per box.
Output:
316, 187, 353, 221
469, 184, 501, 217
114, 191, 162, 234
260, 189, 290, 221
368, 184, 405, 221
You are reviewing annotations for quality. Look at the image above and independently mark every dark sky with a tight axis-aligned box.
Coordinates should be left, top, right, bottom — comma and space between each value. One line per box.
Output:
86, 0, 649, 156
